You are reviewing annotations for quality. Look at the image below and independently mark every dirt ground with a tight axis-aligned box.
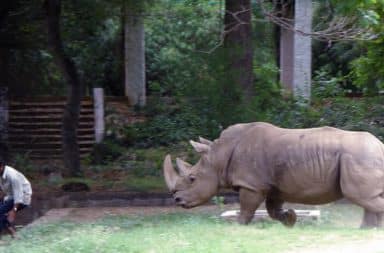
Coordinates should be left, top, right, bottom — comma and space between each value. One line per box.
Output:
29, 205, 229, 225
28, 205, 384, 253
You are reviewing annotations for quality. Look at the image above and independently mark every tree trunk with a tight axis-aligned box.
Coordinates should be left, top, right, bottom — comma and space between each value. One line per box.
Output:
273, 1, 283, 84
279, 2, 294, 95
0, 49, 9, 90
123, 3, 146, 107
0, 87, 8, 159
224, 0, 253, 102
45, 0, 83, 176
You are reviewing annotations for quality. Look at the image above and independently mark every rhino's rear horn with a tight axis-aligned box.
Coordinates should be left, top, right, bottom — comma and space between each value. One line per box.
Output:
163, 154, 179, 192
190, 140, 211, 154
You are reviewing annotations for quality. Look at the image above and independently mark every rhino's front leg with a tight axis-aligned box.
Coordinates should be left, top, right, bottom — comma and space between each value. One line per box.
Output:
238, 188, 265, 225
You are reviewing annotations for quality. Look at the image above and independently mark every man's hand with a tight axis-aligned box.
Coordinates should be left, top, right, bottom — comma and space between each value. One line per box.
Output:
7, 209, 16, 223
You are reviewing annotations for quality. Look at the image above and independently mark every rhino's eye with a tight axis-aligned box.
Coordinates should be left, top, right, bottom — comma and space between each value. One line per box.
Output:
188, 175, 196, 184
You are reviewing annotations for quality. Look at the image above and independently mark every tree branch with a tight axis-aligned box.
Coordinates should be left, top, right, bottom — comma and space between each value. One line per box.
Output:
197, 7, 251, 54
257, 0, 377, 42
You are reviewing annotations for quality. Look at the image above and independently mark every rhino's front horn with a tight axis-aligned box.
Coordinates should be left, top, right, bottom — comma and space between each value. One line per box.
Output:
163, 154, 179, 192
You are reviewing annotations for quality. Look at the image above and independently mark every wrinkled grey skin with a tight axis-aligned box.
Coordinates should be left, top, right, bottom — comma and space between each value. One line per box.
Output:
164, 122, 384, 228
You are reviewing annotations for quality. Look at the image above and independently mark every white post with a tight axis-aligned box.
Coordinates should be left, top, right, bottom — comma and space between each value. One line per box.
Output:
279, 0, 312, 101
93, 88, 105, 143
293, 0, 313, 101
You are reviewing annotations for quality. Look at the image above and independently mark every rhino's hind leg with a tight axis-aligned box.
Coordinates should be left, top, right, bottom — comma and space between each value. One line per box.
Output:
238, 188, 265, 225
266, 196, 297, 227
340, 154, 384, 228
346, 195, 384, 228
361, 210, 383, 228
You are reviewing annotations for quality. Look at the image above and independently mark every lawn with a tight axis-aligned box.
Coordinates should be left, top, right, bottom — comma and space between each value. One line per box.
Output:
1, 203, 384, 253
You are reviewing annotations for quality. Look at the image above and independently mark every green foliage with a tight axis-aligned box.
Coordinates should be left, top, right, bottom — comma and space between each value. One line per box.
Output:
142, 0, 283, 143
131, 105, 220, 147
89, 140, 125, 165
145, 0, 222, 95
351, 38, 384, 95
61, 0, 123, 93
312, 1, 384, 95
334, 0, 384, 95
10, 153, 36, 174
312, 69, 345, 98
211, 195, 225, 209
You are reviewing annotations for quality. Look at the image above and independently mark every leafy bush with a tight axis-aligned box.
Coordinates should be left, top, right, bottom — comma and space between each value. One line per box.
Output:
131, 106, 220, 148
348, 1, 384, 95
90, 140, 125, 165
312, 69, 345, 98
10, 153, 36, 174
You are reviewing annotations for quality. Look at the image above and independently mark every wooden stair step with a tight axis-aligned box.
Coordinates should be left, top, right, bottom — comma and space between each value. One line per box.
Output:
9, 122, 94, 127
8, 134, 94, 139
8, 129, 94, 134
9, 108, 94, 113
10, 114, 94, 120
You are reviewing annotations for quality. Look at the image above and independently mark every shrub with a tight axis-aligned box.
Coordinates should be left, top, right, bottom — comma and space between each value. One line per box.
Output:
90, 140, 125, 165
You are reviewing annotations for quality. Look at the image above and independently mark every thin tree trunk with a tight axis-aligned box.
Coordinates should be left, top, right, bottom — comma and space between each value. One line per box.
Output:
279, 2, 294, 95
45, 0, 83, 176
224, 0, 253, 102
0, 87, 8, 158
273, 1, 282, 84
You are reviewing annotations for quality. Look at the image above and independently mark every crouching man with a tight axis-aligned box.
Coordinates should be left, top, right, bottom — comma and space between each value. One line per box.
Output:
0, 159, 32, 238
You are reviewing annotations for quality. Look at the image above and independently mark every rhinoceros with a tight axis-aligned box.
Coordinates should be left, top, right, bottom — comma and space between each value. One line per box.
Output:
163, 122, 384, 228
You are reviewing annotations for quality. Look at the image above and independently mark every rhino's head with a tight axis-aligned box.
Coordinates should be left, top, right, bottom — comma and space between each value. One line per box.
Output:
163, 138, 220, 208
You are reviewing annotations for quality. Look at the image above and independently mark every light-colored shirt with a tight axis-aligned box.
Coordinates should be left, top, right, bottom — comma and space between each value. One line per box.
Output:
0, 165, 32, 205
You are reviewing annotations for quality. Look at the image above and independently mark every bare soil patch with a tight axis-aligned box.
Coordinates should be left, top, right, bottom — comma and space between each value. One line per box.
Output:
29, 205, 233, 225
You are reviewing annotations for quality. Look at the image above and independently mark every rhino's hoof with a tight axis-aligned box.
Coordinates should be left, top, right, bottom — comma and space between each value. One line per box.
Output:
238, 213, 253, 225
282, 209, 297, 227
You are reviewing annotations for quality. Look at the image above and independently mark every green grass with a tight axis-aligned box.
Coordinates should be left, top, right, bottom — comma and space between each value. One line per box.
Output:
2, 204, 384, 253
122, 176, 167, 192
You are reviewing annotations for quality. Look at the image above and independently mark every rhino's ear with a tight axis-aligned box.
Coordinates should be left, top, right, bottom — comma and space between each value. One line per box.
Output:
190, 140, 211, 154
176, 157, 192, 176
198, 136, 213, 146
163, 154, 179, 192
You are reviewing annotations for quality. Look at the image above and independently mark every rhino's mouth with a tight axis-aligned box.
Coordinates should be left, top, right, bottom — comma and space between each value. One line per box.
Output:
180, 203, 192, 209
174, 196, 196, 209
175, 196, 188, 208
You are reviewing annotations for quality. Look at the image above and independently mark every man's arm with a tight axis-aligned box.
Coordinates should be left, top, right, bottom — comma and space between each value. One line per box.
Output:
7, 174, 24, 222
